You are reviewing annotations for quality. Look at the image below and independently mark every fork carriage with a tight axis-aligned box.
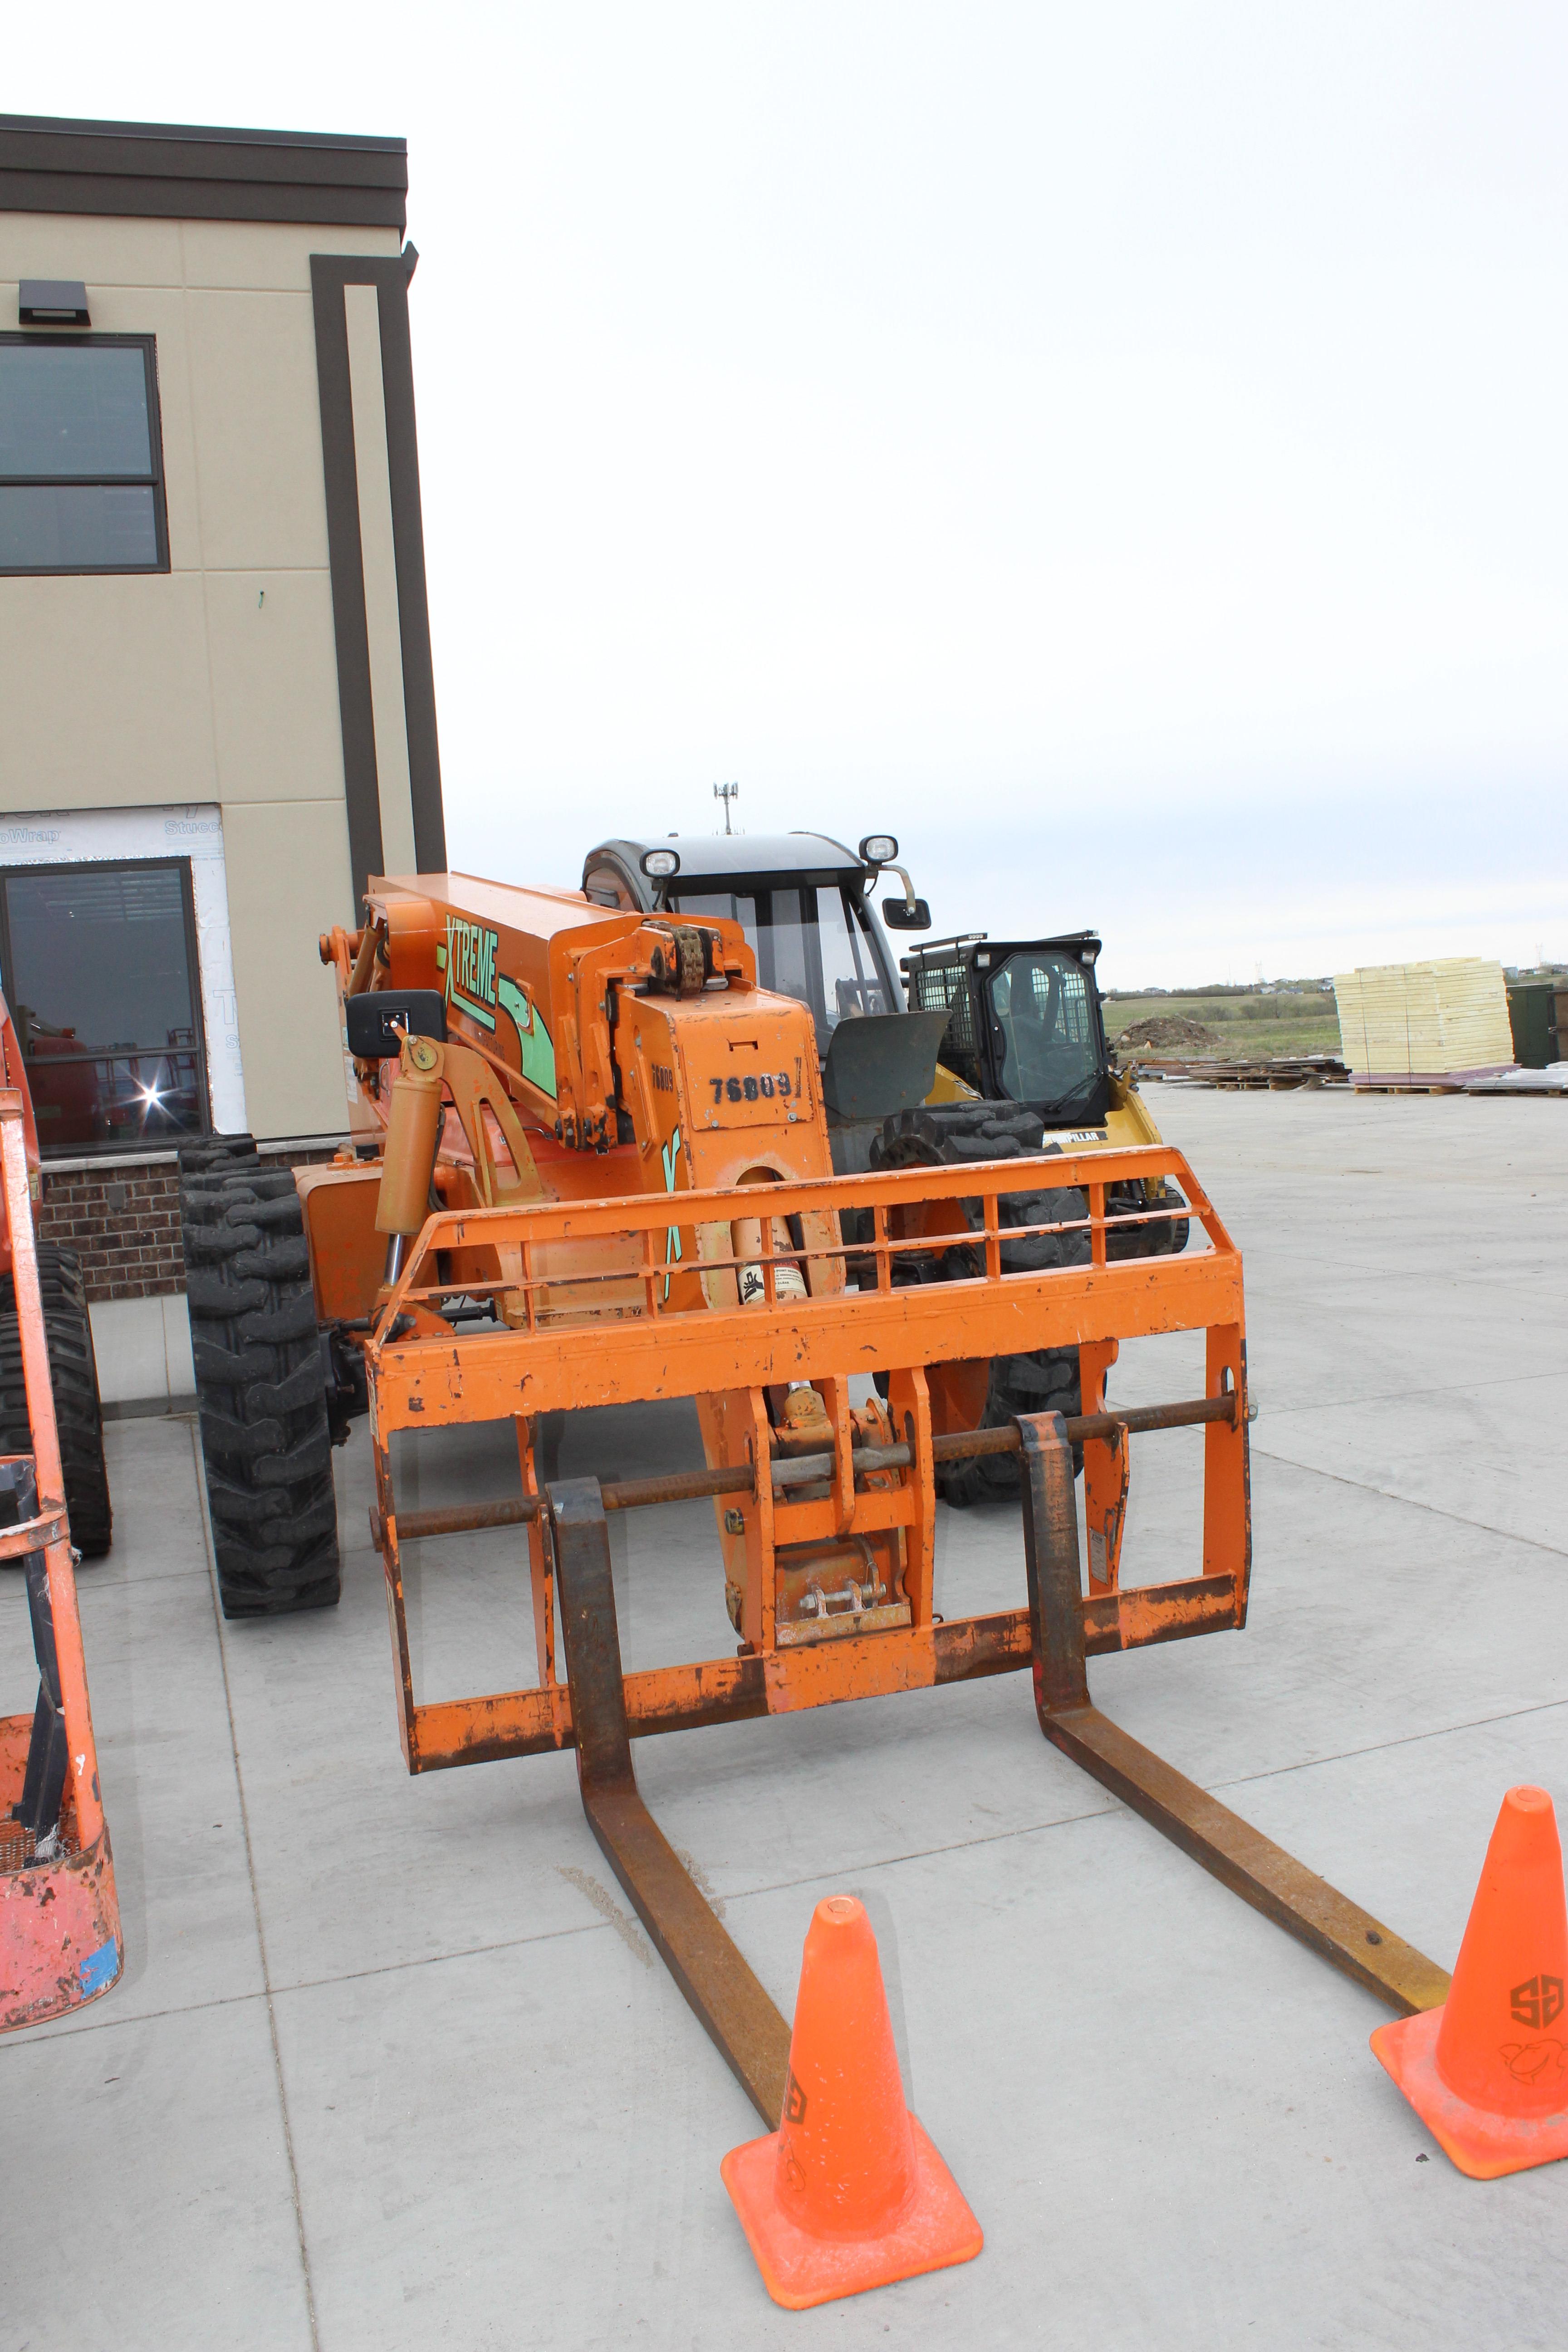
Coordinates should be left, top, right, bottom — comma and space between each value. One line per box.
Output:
364, 1143, 1248, 1770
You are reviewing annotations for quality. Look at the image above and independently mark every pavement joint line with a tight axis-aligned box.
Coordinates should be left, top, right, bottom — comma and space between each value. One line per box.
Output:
1250, 1441, 1568, 1560
694, 1695, 1568, 1904
78, 1567, 214, 1594
189, 1418, 322, 2352
9, 1694, 1565, 2054
1205, 1693, 1568, 1793
1240, 1364, 1568, 1416
0, 1914, 642, 2048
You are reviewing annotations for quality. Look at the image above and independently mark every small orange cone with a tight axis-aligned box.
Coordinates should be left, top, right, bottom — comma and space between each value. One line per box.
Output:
1372, 1785, 1568, 2178
721, 1896, 983, 2308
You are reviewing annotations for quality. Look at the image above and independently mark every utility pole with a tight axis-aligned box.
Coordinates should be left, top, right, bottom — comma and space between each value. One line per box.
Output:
713, 781, 740, 835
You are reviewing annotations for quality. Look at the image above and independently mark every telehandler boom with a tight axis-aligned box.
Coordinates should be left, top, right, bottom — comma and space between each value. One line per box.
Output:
180, 858, 1448, 2122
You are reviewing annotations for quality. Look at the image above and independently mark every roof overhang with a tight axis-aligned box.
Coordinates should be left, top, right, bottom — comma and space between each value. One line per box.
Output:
0, 111, 407, 230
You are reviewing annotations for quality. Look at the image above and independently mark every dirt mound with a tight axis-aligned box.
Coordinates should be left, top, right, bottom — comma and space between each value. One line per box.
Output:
1116, 1013, 1229, 1055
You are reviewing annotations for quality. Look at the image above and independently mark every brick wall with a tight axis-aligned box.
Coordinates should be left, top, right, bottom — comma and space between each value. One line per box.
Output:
35, 1143, 344, 1305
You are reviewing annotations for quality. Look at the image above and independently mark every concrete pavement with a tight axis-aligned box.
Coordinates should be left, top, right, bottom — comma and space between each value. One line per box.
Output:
3, 1086, 1566, 2350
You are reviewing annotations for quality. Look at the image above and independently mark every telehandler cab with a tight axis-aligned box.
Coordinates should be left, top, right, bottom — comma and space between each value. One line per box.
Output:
583, 829, 1188, 1499
178, 849, 1447, 2126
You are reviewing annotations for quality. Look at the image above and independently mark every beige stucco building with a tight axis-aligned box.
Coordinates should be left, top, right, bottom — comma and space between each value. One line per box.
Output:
0, 111, 446, 1401
0, 110, 445, 1152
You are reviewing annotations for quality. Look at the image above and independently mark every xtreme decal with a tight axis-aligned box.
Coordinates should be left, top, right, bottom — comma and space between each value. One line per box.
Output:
435, 918, 499, 1030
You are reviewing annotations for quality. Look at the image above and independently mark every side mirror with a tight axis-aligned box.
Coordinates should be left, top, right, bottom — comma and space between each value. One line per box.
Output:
346, 989, 448, 1059
882, 896, 931, 931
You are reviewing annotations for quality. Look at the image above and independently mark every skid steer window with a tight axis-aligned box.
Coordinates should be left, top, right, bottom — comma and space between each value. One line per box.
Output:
0, 858, 209, 1152
990, 951, 1102, 1111
671, 885, 896, 1054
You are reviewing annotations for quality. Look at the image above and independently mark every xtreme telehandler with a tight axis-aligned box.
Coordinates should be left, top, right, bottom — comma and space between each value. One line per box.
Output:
176, 835, 1447, 2128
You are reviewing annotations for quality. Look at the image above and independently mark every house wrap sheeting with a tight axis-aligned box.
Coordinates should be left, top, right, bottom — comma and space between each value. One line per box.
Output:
1333, 958, 1515, 1083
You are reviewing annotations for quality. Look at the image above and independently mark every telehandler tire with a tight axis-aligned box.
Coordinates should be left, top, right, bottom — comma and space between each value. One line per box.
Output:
179, 1162, 340, 1617
0, 1245, 113, 1558
872, 1106, 1087, 1508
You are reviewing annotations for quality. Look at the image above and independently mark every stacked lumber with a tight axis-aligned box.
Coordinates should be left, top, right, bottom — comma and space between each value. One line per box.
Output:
1136, 1054, 1348, 1090
1333, 959, 1515, 1087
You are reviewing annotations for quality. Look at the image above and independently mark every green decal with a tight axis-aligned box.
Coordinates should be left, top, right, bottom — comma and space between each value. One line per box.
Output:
660, 1127, 683, 1301
497, 974, 557, 1099
444, 916, 498, 1031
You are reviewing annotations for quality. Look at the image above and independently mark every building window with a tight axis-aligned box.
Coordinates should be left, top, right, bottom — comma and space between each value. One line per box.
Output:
0, 859, 210, 1154
0, 334, 168, 576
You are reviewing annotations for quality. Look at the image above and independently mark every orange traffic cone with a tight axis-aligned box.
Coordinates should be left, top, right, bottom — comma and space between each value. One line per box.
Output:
721, 1896, 982, 2309
1372, 1785, 1568, 2178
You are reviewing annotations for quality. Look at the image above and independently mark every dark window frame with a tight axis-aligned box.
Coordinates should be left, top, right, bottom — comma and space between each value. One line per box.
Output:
0, 854, 212, 1158
0, 331, 170, 577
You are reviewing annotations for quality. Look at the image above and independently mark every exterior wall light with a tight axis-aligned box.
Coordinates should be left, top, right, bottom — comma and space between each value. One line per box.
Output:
19, 279, 91, 326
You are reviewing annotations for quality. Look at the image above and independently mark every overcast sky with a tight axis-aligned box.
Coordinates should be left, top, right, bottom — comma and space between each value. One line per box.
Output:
14, 4, 1566, 985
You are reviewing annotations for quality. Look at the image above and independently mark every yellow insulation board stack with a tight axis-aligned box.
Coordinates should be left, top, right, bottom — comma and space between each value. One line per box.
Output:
1333, 958, 1515, 1078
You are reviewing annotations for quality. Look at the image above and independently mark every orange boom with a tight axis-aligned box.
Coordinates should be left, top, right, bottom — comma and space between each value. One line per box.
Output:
181, 866, 1447, 2127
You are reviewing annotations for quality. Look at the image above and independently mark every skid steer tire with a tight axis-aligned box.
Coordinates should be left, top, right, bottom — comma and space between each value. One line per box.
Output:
180, 1164, 340, 1618
178, 1132, 263, 1180
0, 1246, 113, 1558
872, 1107, 1088, 1508
1106, 1178, 1190, 1260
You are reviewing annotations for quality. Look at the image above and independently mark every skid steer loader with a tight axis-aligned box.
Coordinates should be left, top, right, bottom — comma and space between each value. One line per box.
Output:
179, 857, 1447, 2127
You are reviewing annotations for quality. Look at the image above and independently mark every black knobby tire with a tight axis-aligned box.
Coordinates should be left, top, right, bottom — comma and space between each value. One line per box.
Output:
872, 1106, 1089, 1507
178, 1133, 263, 1180
0, 1245, 113, 1558
1106, 1177, 1190, 1260
180, 1164, 340, 1618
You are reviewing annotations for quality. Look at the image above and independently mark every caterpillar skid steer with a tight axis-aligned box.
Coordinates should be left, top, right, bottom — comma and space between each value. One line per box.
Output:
182, 859, 1446, 2127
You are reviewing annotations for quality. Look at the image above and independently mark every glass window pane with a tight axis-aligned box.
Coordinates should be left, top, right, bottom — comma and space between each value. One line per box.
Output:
672, 884, 898, 1053
991, 952, 1100, 1105
1, 866, 206, 1150
0, 344, 153, 478
0, 482, 158, 571
817, 888, 895, 1036
672, 888, 764, 972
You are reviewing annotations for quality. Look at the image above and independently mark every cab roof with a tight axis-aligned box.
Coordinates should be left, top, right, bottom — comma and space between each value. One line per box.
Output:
588, 832, 873, 890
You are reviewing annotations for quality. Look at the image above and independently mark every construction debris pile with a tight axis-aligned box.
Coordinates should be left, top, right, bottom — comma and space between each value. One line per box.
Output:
1113, 1015, 1350, 1090
1115, 1013, 1229, 1055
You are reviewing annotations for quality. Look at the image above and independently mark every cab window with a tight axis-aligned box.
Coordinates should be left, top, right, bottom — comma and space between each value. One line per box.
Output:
670, 883, 896, 1054
990, 951, 1101, 1107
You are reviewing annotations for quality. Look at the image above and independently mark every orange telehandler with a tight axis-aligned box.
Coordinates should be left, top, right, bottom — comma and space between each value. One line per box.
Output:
178, 856, 1447, 2124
